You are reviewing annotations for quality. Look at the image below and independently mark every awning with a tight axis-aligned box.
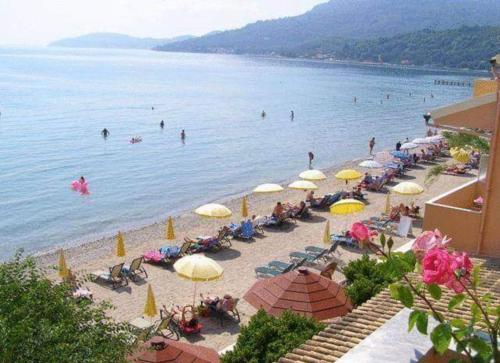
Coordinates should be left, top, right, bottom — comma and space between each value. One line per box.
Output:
430, 93, 497, 131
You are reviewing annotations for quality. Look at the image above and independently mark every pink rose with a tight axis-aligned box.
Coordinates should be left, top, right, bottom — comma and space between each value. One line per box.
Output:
445, 252, 473, 293
422, 248, 453, 285
412, 229, 450, 260
350, 222, 371, 242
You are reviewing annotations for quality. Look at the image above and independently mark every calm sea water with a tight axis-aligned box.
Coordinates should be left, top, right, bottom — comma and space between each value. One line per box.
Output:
0, 47, 476, 260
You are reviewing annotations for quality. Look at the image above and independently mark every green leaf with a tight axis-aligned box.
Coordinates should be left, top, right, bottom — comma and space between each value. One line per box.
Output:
450, 319, 466, 329
408, 310, 419, 332
472, 265, 480, 289
430, 324, 452, 355
389, 283, 400, 300
471, 303, 482, 323
448, 294, 466, 311
416, 312, 428, 335
398, 285, 414, 308
427, 284, 442, 300
468, 336, 492, 360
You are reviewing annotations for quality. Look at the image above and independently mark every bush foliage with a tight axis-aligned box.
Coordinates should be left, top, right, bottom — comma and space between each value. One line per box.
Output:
222, 310, 324, 363
0, 253, 133, 363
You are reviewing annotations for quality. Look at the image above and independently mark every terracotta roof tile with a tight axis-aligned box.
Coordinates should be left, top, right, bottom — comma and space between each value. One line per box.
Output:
279, 257, 500, 363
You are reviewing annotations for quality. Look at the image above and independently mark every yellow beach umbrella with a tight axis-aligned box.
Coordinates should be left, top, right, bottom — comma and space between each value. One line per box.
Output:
194, 203, 232, 219
241, 196, 249, 218
335, 169, 362, 185
452, 148, 470, 164
116, 231, 125, 257
143, 284, 157, 318
299, 169, 327, 181
174, 254, 224, 305
330, 199, 365, 215
166, 217, 175, 240
288, 180, 318, 190
323, 221, 331, 244
392, 182, 424, 196
58, 249, 69, 278
253, 183, 284, 193
384, 192, 391, 215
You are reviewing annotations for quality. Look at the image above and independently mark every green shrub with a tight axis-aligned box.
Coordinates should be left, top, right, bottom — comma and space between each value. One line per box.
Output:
0, 252, 133, 363
222, 310, 324, 363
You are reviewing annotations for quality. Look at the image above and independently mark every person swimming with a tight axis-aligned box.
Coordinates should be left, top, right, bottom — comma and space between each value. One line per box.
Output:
101, 128, 110, 138
130, 137, 142, 144
160, 120, 164, 129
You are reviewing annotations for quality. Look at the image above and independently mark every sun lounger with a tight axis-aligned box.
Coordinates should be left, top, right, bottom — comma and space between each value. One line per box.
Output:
122, 257, 148, 281
202, 296, 240, 327
154, 315, 179, 340
289, 248, 328, 264
255, 258, 306, 277
305, 240, 339, 257
231, 220, 255, 240
187, 227, 232, 253
91, 263, 128, 289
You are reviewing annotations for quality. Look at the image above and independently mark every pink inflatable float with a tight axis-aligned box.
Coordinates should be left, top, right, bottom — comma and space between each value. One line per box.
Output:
71, 178, 89, 195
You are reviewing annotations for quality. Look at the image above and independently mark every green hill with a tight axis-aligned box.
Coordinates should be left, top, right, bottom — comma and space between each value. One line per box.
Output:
157, 0, 500, 54
285, 26, 500, 69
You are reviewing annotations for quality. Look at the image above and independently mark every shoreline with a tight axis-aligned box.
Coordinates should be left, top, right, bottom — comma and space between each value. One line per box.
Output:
34, 155, 365, 267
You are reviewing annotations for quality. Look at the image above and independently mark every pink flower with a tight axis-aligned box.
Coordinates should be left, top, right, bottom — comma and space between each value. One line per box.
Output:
412, 229, 451, 260
422, 248, 453, 285
350, 222, 372, 243
445, 252, 473, 293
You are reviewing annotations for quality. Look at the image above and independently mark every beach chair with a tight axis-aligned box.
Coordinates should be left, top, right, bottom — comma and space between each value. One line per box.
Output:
305, 240, 339, 258
161, 305, 203, 336
289, 246, 329, 264
91, 263, 128, 289
154, 315, 179, 340
164, 241, 192, 264
231, 220, 255, 240
203, 297, 241, 327
122, 257, 148, 281
254, 258, 303, 277
320, 261, 338, 280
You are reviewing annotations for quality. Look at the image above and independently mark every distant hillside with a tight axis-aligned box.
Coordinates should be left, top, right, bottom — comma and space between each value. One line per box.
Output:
50, 33, 194, 50
286, 26, 500, 69
157, 0, 500, 54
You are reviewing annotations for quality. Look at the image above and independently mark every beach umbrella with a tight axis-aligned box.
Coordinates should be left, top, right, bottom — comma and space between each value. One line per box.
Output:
323, 221, 331, 245
166, 217, 175, 240
299, 169, 327, 181
58, 249, 69, 278
116, 231, 125, 257
253, 183, 284, 193
375, 151, 394, 164
194, 203, 232, 219
144, 284, 157, 318
400, 142, 418, 150
452, 148, 470, 163
174, 255, 223, 305
385, 192, 391, 215
412, 138, 429, 145
358, 160, 383, 169
425, 136, 441, 144
335, 169, 362, 186
392, 182, 424, 196
391, 151, 410, 159
241, 196, 249, 218
330, 199, 365, 215
244, 269, 352, 320
288, 180, 318, 190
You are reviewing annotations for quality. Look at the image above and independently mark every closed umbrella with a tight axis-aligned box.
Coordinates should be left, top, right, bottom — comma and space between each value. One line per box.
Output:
241, 196, 249, 218
166, 217, 175, 240
288, 180, 318, 190
58, 249, 69, 278
385, 192, 391, 215
299, 169, 327, 181
253, 183, 284, 193
323, 221, 331, 244
359, 160, 383, 169
174, 255, 223, 305
144, 284, 157, 318
116, 231, 126, 257
194, 204, 232, 219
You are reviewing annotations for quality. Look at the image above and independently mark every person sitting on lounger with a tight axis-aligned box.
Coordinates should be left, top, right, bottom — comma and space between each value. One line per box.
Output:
290, 201, 308, 218
201, 293, 235, 312
306, 190, 320, 203
362, 172, 374, 185
170, 305, 199, 328
272, 202, 285, 218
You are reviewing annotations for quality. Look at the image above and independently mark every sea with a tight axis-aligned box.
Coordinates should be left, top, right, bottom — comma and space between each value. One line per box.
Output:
0, 47, 478, 260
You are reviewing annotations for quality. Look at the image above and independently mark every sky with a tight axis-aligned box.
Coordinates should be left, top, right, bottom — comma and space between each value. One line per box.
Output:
0, 0, 327, 46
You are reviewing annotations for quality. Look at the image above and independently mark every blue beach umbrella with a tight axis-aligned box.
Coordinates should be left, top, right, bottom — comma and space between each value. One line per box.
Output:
391, 151, 410, 160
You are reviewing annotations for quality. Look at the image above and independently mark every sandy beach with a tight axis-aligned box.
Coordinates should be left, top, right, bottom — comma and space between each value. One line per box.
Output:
37, 153, 476, 352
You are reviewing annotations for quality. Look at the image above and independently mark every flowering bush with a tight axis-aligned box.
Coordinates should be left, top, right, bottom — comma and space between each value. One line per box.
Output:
372, 231, 499, 362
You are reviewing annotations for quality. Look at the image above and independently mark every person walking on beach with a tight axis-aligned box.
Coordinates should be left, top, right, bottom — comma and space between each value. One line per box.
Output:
396, 141, 402, 151
369, 137, 375, 155
261, 110, 266, 118
160, 120, 164, 129
290, 110, 294, 120
308, 151, 314, 169
101, 128, 110, 138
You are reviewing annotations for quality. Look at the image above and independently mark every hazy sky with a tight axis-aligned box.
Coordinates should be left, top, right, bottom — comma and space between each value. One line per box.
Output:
0, 0, 327, 45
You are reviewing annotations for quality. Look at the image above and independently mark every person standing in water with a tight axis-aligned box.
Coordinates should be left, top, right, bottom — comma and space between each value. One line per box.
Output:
369, 137, 375, 155
261, 111, 266, 118
160, 120, 164, 129
181, 129, 186, 140
290, 110, 294, 120
101, 128, 110, 138
354, 96, 357, 103
308, 151, 314, 169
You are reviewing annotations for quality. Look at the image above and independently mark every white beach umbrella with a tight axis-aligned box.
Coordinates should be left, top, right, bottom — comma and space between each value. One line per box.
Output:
400, 142, 418, 150
412, 138, 429, 145
358, 160, 383, 169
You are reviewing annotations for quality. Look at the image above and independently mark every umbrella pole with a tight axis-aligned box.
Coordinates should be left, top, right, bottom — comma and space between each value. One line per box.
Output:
193, 281, 197, 307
